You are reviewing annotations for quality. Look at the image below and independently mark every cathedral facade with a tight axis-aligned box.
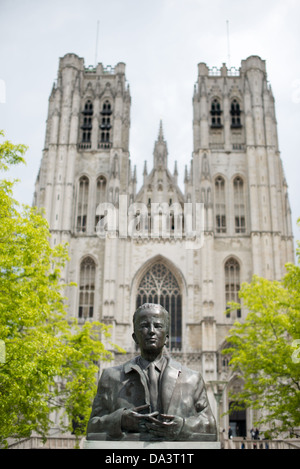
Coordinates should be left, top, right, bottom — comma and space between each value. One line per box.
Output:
34, 53, 294, 436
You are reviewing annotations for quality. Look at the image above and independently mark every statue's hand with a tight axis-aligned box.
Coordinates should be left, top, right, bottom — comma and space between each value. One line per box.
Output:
121, 405, 159, 433
145, 414, 184, 440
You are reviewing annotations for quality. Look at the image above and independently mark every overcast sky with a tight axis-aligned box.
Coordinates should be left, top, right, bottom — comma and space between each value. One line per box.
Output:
1, 0, 300, 247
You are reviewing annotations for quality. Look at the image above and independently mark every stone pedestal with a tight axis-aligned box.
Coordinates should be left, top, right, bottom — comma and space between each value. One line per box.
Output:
82, 438, 220, 450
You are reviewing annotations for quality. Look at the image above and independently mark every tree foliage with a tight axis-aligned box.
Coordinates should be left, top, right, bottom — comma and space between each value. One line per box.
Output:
224, 226, 300, 437
0, 131, 124, 447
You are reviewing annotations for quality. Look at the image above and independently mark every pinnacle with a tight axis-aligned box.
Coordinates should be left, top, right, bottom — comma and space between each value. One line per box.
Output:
158, 119, 164, 141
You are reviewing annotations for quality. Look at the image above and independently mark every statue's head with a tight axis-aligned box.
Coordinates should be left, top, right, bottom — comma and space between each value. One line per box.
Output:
132, 303, 169, 356
133, 303, 170, 329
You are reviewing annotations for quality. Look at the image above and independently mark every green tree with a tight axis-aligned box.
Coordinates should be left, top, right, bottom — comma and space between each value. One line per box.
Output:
224, 226, 300, 437
56, 319, 124, 442
0, 131, 124, 447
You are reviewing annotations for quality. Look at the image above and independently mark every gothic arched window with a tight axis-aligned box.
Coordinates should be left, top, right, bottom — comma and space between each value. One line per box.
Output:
230, 99, 242, 128
100, 100, 112, 148
210, 98, 222, 127
136, 263, 182, 350
81, 100, 93, 144
95, 175, 106, 230
233, 177, 246, 233
225, 258, 241, 318
215, 176, 226, 233
78, 257, 95, 319
76, 176, 89, 232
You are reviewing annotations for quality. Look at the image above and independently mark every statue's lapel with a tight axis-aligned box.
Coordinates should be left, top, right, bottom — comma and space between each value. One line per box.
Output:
160, 359, 181, 414
124, 357, 150, 406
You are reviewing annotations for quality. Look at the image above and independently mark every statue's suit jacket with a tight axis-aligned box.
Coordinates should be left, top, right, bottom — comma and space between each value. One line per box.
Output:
87, 356, 217, 441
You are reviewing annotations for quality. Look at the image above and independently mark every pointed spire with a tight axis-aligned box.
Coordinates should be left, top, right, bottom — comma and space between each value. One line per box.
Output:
268, 83, 273, 96
128, 160, 132, 184
174, 160, 178, 176
184, 165, 189, 183
153, 120, 168, 169
49, 81, 56, 100
143, 160, 148, 176
158, 119, 164, 141
133, 165, 137, 183
173, 161, 178, 184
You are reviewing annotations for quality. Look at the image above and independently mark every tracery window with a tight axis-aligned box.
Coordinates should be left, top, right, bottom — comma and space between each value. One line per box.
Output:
215, 176, 226, 233
225, 258, 241, 319
136, 263, 182, 350
95, 175, 106, 230
78, 257, 95, 319
81, 100, 93, 143
76, 176, 89, 232
100, 100, 112, 147
210, 98, 222, 127
230, 99, 242, 128
233, 177, 246, 234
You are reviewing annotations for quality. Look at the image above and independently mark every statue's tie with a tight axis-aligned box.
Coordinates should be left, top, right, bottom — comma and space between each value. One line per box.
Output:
148, 362, 158, 412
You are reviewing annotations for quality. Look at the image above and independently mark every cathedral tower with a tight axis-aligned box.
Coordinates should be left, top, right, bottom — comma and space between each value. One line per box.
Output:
190, 56, 293, 285
34, 53, 132, 243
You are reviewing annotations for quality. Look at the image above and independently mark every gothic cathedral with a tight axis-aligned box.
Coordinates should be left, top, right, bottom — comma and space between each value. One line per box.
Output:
33, 53, 294, 436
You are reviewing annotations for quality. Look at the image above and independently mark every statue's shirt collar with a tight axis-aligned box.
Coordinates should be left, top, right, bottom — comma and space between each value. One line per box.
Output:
137, 355, 166, 372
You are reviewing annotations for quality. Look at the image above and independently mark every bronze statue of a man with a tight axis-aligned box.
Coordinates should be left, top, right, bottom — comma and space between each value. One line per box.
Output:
86, 303, 217, 441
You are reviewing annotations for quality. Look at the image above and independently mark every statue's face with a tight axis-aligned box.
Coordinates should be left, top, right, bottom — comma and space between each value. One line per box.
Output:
133, 307, 169, 355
